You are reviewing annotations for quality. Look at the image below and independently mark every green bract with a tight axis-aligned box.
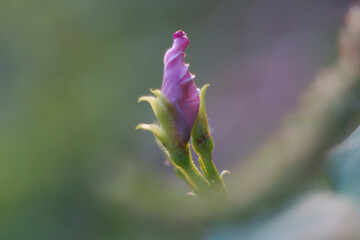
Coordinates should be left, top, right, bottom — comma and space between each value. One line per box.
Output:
191, 84, 214, 155
137, 89, 182, 156
191, 85, 227, 195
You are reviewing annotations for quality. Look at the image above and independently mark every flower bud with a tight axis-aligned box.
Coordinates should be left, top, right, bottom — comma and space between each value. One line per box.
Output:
161, 30, 200, 144
137, 31, 226, 199
137, 30, 200, 158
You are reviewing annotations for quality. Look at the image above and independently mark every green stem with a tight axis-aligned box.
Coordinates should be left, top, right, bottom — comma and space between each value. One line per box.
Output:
169, 145, 211, 198
198, 153, 227, 195
178, 161, 212, 198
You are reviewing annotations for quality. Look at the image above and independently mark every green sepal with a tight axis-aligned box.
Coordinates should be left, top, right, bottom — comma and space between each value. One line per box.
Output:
191, 85, 227, 196
191, 84, 214, 155
137, 89, 181, 153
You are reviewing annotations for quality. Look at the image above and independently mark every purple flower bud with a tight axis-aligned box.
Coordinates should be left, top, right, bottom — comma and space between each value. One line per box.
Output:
161, 30, 200, 143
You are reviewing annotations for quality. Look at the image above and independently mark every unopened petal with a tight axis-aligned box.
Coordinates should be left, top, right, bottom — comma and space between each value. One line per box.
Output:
161, 30, 200, 143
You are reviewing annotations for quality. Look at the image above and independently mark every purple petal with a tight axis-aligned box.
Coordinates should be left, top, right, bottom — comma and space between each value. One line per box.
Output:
161, 30, 200, 143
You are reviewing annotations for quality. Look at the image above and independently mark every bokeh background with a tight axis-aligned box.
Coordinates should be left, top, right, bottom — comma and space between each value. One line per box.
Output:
1, 0, 359, 239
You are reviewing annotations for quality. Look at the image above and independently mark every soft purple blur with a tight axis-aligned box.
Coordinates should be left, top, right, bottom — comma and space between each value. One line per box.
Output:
161, 30, 200, 143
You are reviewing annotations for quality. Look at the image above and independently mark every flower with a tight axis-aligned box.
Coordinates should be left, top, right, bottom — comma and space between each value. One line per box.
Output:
161, 30, 200, 143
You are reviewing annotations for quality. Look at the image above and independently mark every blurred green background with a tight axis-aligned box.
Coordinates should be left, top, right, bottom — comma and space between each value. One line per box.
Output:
0, 0, 358, 239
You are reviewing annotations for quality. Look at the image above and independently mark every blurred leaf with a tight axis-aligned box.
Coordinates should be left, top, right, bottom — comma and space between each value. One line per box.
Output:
327, 125, 360, 199
207, 193, 360, 240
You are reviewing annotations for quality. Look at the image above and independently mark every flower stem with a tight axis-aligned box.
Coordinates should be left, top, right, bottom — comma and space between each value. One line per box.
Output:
169, 146, 212, 198
198, 153, 227, 195
178, 161, 212, 198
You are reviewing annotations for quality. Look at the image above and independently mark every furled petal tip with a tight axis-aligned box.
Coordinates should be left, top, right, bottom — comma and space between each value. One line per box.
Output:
161, 30, 200, 143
